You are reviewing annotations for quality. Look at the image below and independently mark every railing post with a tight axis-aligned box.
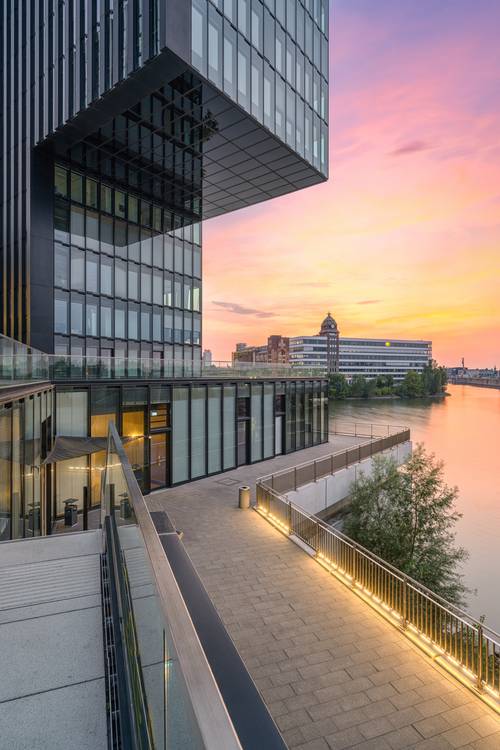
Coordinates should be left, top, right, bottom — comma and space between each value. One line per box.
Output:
109, 483, 115, 517
351, 544, 357, 587
477, 625, 483, 691
288, 500, 292, 534
294, 466, 297, 491
83, 486, 89, 531
402, 577, 408, 629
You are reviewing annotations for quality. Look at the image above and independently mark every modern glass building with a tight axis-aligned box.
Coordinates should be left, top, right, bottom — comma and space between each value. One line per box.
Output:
0, 335, 54, 540
0, 1, 329, 537
0, 384, 54, 541
1, 0, 328, 355
290, 335, 432, 381
50, 377, 328, 520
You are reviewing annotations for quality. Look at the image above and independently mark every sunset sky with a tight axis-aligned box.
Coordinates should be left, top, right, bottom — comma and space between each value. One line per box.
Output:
202, 0, 500, 366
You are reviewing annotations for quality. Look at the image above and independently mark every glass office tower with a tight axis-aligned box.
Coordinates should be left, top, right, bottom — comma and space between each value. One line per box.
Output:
0, 1, 329, 533
1, 0, 328, 353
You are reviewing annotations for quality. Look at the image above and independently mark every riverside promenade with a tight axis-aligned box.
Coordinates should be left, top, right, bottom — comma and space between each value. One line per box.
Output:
147, 437, 500, 750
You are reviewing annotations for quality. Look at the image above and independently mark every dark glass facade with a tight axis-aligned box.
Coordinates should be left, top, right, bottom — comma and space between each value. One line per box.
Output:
191, 0, 329, 174
0, 2, 330, 536
53, 165, 202, 361
1, 1, 328, 350
53, 378, 328, 516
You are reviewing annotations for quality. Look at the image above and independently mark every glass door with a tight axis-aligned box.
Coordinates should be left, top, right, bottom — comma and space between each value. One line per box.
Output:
275, 416, 283, 455
150, 433, 169, 490
237, 421, 250, 466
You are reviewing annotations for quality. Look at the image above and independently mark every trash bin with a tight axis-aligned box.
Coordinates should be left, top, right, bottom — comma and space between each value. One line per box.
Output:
120, 493, 132, 519
238, 486, 251, 509
64, 499, 78, 527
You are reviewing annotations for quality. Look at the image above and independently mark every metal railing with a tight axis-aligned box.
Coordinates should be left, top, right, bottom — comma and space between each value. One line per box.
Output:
329, 420, 409, 438
49, 354, 325, 381
1, 345, 326, 385
101, 422, 241, 750
259, 423, 411, 495
256, 427, 500, 706
102, 512, 153, 749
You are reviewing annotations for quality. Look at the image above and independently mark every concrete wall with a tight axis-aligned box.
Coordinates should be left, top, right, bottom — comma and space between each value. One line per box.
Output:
287, 441, 412, 517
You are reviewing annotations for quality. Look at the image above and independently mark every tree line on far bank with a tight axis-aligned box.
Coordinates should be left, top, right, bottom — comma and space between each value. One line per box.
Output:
329, 361, 448, 400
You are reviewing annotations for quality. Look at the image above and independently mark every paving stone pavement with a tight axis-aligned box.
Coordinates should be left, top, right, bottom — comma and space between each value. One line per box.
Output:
147, 438, 500, 750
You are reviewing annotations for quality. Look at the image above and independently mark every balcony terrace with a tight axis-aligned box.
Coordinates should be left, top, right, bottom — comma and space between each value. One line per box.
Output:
46, 355, 326, 382
148, 427, 500, 750
0, 339, 327, 385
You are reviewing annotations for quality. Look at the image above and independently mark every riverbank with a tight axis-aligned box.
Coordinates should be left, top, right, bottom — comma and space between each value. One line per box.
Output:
329, 384, 500, 630
330, 392, 450, 402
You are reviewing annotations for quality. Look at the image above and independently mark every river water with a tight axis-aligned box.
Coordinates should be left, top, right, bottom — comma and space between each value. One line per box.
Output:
330, 384, 500, 630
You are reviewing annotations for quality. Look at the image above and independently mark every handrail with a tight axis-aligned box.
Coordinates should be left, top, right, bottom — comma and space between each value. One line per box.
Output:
47, 354, 326, 380
103, 422, 242, 750
329, 420, 409, 436
1, 347, 328, 383
104, 514, 153, 749
256, 432, 500, 706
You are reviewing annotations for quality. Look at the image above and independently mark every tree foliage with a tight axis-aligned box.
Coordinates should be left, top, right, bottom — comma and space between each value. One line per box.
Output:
343, 444, 469, 606
328, 361, 448, 400
422, 360, 448, 395
398, 370, 424, 398
329, 373, 349, 399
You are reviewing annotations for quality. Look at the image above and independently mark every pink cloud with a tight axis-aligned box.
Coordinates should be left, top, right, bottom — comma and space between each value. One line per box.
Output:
202, 2, 500, 366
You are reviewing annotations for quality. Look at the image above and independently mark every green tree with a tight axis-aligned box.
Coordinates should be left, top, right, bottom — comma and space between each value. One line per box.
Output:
329, 373, 349, 400
399, 370, 424, 398
344, 444, 468, 606
422, 360, 448, 395
349, 375, 367, 398
362, 378, 377, 399
376, 374, 394, 390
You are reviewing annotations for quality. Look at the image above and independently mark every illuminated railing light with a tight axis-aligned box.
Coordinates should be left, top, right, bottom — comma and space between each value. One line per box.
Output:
256, 486, 500, 716
484, 685, 500, 698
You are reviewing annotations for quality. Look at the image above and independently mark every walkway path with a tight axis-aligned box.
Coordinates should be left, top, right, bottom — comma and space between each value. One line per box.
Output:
148, 439, 500, 750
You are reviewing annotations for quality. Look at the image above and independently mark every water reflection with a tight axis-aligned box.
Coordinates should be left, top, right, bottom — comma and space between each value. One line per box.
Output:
330, 384, 500, 630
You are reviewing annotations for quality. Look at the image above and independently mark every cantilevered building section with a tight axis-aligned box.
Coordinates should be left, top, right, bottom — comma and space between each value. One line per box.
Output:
0, 0, 328, 355
0, 1, 330, 538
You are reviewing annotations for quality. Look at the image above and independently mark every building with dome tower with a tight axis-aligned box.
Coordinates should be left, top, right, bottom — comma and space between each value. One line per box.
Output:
235, 313, 432, 382
289, 313, 431, 381
319, 312, 340, 374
